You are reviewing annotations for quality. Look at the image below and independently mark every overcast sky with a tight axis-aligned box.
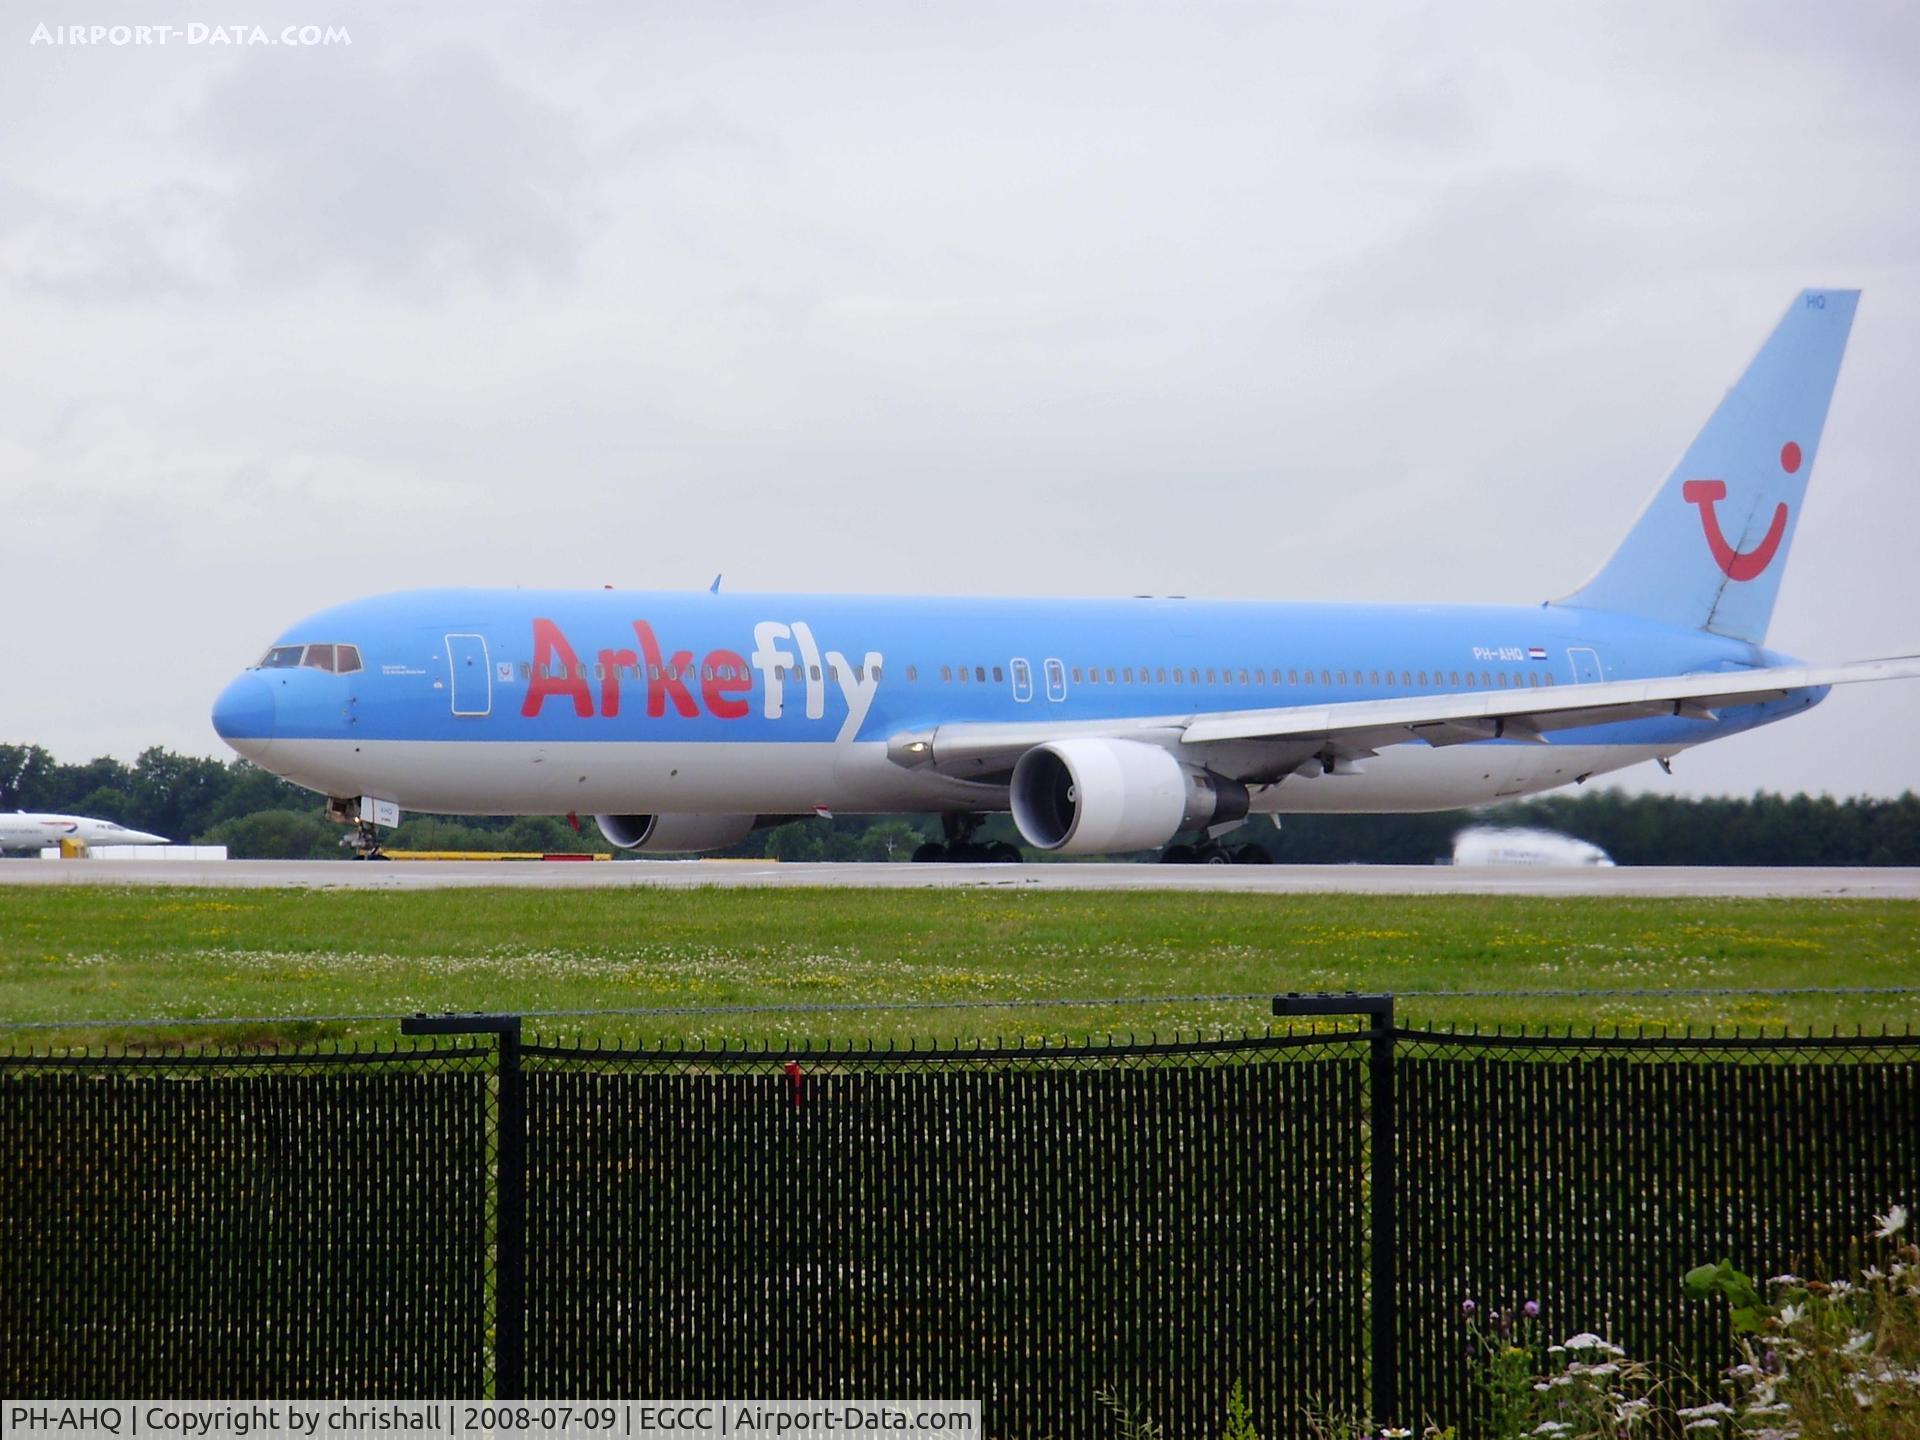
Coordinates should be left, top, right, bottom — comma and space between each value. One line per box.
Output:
3, 1, 1916, 801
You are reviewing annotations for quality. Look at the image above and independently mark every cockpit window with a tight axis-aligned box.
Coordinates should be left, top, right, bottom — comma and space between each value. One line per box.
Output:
256, 643, 364, 673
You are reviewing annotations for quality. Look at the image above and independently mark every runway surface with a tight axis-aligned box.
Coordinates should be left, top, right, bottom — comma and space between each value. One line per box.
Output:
3, 860, 1918, 898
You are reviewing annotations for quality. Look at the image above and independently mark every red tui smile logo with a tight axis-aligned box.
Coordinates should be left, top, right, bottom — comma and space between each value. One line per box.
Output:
1680, 442, 1799, 581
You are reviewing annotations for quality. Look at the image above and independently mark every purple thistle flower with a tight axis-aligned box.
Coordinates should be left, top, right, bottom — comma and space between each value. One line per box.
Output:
1462, 1298, 1476, 1316
1524, 1299, 1541, 1319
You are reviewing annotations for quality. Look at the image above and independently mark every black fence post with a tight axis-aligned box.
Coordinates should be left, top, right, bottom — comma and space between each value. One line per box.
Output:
403, 1013, 527, 1400
1275, 992, 1397, 1427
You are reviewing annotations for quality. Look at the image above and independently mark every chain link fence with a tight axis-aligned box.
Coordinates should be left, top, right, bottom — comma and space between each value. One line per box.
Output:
3, 1019, 1915, 1437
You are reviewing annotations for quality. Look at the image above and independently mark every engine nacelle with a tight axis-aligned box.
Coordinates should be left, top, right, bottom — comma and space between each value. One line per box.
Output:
593, 813, 758, 854
1009, 738, 1249, 855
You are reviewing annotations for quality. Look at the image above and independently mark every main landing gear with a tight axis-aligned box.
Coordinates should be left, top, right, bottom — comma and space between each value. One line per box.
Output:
911, 812, 1023, 863
1160, 839, 1273, 865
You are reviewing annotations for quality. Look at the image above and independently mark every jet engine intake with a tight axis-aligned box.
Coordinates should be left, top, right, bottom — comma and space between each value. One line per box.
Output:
1009, 739, 1249, 855
593, 813, 759, 854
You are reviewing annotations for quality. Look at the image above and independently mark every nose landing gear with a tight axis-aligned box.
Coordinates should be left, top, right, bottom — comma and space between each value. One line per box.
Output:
326, 797, 390, 861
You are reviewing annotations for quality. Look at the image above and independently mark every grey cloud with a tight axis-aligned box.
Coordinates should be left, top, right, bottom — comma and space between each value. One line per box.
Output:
1324, 172, 1631, 331
191, 45, 589, 291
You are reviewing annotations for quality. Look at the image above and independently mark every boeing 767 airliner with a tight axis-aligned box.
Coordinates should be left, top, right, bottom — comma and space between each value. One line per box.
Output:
213, 290, 1918, 861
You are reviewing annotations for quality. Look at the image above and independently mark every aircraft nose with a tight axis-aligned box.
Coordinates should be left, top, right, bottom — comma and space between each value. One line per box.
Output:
212, 672, 276, 760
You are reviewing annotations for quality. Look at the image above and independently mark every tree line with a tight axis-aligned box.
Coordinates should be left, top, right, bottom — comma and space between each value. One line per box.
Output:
4, 741, 1918, 865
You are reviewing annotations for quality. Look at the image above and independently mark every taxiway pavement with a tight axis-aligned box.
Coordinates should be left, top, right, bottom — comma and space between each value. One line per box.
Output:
2, 860, 1917, 898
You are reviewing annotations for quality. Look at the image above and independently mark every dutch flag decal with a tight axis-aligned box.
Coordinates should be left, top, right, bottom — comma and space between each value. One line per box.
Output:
1528, 647, 1548, 661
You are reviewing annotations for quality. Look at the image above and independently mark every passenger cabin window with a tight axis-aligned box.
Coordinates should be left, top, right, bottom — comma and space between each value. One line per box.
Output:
1011, 659, 1033, 702
940, 665, 951, 682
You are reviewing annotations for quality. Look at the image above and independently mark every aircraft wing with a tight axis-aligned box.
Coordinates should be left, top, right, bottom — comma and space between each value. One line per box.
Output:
888, 655, 1920, 782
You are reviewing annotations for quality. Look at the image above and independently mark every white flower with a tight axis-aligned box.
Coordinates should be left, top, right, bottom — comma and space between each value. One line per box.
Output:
1380, 1430, 1412, 1438
1875, 1203, 1908, 1237
1684, 1422, 1721, 1432
1767, 1273, 1802, 1287
1826, 1279, 1853, 1296
1843, 1331, 1874, 1355
1560, 1331, 1624, 1355
1779, 1303, 1804, 1325
1677, 1404, 1733, 1419
1532, 1425, 1570, 1437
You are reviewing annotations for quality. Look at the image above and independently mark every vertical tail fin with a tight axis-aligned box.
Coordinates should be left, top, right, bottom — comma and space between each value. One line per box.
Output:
1559, 288, 1858, 644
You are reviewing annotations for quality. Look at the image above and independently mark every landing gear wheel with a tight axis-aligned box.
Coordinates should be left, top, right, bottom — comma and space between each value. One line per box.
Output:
1161, 844, 1196, 864
1233, 843, 1273, 865
987, 841, 1023, 864
349, 820, 388, 861
1196, 842, 1235, 865
911, 842, 948, 863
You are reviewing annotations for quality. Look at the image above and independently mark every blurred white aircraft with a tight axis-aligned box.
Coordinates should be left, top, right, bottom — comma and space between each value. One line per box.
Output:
1452, 826, 1614, 868
0, 812, 170, 852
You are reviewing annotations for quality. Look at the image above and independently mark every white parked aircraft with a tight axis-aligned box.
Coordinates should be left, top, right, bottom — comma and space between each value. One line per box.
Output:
0, 812, 170, 852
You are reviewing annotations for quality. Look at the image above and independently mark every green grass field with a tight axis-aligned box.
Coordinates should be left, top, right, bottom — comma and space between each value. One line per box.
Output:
1, 886, 1917, 1050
